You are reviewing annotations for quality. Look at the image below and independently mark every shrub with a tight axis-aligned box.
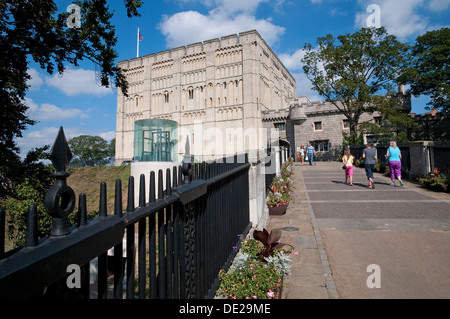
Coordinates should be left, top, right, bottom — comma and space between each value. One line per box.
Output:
216, 230, 297, 299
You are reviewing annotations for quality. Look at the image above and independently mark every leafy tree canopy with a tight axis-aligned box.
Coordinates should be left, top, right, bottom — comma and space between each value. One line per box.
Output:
302, 27, 415, 144
68, 135, 115, 167
399, 27, 450, 116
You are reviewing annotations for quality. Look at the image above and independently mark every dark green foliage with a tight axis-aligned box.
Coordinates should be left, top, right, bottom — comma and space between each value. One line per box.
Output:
0, 146, 55, 247
400, 28, 450, 116
68, 135, 115, 167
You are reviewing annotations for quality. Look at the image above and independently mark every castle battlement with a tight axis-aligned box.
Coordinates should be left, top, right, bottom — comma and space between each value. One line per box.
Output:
119, 30, 287, 70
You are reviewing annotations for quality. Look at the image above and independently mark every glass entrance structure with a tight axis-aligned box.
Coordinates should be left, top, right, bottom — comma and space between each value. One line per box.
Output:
134, 119, 178, 162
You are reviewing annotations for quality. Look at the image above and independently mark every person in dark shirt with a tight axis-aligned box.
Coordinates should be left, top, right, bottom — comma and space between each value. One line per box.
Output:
306, 143, 315, 166
362, 143, 377, 189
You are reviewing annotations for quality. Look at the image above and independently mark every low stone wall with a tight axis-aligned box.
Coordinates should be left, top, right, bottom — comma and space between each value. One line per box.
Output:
410, 141, 450, 179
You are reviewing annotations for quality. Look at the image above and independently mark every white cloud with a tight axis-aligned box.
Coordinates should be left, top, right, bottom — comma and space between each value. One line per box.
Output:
46, 68, 113, 97
293, 72, 322, 102
99, 131, 116, 141
25, 97, 87, 121
429, 0, 450, 11
354, 0, 448, 40
211, 0, 269, 15
26, 68, 44, 91
278, 49, 323, 102
159, 1, 285, 48
278, 49, 307, 70
176, 0, 268, 14
16, 126, 82, 155
16, 126, 115, 157
18, 127, 61, 150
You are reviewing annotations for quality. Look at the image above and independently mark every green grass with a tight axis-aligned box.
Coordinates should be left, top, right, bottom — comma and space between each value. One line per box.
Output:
67, 165, 131, 215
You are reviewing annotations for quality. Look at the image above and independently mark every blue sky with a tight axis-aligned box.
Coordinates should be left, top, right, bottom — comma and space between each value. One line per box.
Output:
19, 0, 450, 156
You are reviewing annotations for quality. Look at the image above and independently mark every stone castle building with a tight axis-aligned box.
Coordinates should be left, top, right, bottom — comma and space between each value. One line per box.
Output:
115, 30, 296, 165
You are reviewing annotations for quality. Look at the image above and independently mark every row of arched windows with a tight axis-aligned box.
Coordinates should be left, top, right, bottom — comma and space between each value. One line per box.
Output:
123, 95, 143, 114
216, 64, 242, 79
126, 66, 144, 84
123, 112, 143, 131
149, 79, 243, 115
181, 54, 206, 73
152, 61, 173, 78
215, 48, 242, 65
152, 76, 172, 90
180, 106, 243, 125
182, 70, 206, 85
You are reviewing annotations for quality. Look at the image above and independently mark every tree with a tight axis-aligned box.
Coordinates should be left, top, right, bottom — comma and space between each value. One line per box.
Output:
68, 135, 115, 167
0, 146, 55, 247
0, 144, 54, 196
0, 0, 142, 186
301, 27, 415, 144
400, 28, 450, 116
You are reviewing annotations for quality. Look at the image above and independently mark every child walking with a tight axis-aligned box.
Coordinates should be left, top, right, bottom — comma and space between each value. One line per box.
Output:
342, 149, 355, 186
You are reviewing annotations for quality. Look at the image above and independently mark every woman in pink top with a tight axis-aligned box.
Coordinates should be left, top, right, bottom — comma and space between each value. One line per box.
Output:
342, 149, 355, 186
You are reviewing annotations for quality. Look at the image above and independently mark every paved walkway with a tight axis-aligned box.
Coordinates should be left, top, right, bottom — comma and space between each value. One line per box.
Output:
266, 161, 450, 299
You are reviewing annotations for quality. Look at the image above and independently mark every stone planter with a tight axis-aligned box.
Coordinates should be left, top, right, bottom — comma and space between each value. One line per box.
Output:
435, 183, 449, 192
422, 182, 449, 192
268, 203, 289, 216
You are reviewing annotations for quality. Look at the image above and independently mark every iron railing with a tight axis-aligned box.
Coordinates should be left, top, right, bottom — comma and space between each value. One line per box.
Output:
429, 144, 450, 174
0, 127, 251, 299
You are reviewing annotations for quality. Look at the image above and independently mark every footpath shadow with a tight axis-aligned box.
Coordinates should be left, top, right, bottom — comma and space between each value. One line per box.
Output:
331, 180, 392, 188
331, 180, 369, 189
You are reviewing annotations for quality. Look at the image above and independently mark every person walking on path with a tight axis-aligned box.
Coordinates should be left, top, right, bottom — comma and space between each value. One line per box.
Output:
386, 141, 404, 187
342, 149, 355, 186
300, 146, 305, 166
306, 143, 315, 166
362, 143, 377, 189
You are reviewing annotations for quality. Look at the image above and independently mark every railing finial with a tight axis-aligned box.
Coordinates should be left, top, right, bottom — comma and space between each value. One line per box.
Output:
182, 136, 192, 184
49, 126, 72, 177
44, 126, 76, 236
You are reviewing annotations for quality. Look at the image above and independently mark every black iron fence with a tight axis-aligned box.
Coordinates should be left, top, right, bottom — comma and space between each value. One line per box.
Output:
0, 127, 251, 299
429, 144, 450, 174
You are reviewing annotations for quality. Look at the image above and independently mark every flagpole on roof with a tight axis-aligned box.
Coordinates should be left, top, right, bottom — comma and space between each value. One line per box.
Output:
137, 27, 139, 58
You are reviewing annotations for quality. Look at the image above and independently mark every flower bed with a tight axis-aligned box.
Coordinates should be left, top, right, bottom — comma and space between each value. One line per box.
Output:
418, 167, 449, 192
419, 174, 450, 192
216, 229, 297, 299
266, 158, 294, 215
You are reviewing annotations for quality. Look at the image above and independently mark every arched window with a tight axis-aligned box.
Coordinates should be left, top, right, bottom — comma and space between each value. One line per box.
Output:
188, 87, 194, 100
164, 91, 169, 103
